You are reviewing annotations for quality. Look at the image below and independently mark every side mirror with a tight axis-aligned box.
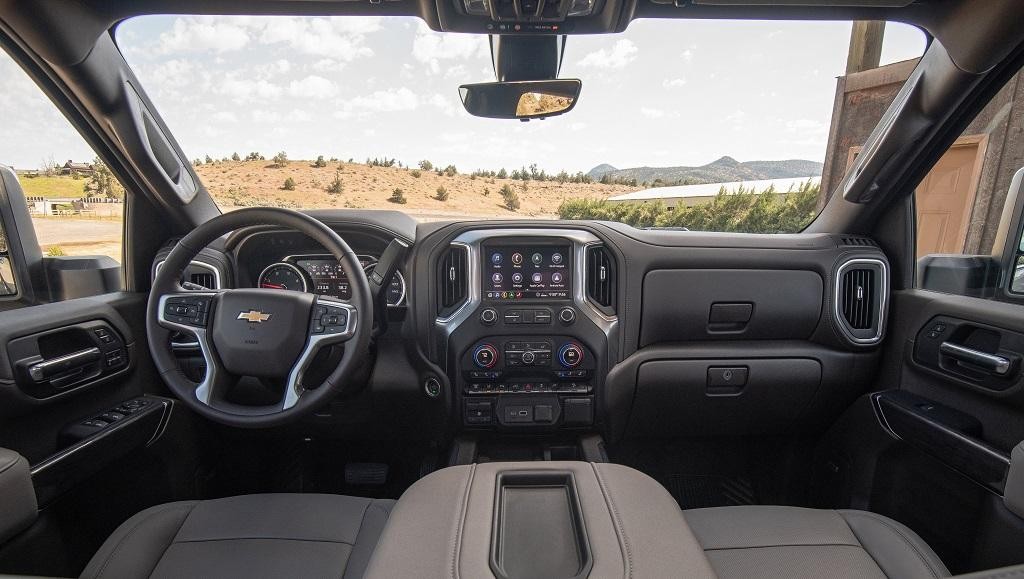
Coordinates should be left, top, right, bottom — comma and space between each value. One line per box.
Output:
459, 79, 581, 120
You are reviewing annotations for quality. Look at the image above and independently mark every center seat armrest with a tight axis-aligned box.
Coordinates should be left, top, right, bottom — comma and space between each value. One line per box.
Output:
363, 461, 716, 579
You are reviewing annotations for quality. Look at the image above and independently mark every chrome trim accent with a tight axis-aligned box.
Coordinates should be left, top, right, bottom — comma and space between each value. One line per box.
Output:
157, 292, 220, 405
939, 342, 1011, 375
28, 347, 101, 381
154, 259, 222, 290
434, 229, 617, 341
833, 257, 888, 345
282, 297, 358, 410
257, 261, 309, 293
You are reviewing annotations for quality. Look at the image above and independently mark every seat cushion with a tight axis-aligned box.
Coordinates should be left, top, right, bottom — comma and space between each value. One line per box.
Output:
80, 494, 394, 579
685, 505, 950, 579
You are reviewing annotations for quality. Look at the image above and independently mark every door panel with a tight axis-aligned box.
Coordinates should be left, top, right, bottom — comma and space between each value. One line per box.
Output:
914, 137, 987, 258
835, 288, 1024, 572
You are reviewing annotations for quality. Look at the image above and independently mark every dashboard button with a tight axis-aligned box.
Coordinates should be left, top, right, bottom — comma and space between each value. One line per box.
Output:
480, 307, 498, 325
559, 307, 576, 325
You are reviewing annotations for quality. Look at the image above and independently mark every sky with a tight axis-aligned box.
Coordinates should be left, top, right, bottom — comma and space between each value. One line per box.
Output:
1, 16, 925, 174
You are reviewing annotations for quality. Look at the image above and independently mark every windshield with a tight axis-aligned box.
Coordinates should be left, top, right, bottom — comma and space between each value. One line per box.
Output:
112, 17, 924, 229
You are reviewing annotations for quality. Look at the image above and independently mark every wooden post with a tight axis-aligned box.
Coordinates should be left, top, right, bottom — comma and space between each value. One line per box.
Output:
846, 21, 886, 74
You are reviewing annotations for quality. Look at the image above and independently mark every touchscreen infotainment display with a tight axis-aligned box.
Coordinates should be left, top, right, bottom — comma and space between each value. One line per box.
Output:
483, 245, 570, 300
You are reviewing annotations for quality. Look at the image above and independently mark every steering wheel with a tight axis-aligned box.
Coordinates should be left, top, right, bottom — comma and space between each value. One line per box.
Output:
146, 208, 373, 428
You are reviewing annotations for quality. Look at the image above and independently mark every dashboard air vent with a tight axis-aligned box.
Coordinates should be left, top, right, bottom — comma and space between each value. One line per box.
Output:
189, 271, 216, 290
835, 259, 887, 344
840, 236, 878, 248
438, 245, 469, 316
586, 246, 616, 313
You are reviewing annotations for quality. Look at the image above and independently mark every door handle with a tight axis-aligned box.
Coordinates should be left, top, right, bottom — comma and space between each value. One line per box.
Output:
28, 347, 102, 382
939, 342, 1011, 376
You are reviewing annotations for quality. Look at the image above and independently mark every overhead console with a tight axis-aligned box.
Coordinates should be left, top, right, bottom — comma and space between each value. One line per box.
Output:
433, 229, 616, 432
438, 0, 630, 34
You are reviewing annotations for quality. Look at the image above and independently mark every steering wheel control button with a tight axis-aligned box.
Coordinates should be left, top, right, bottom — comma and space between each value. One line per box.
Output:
320, 305, 349, 335
558, 342, 584, 368
480, 307, 498, 325
164, 295, 213, 327
472, 344, 498, 369
559, 307, 576, 325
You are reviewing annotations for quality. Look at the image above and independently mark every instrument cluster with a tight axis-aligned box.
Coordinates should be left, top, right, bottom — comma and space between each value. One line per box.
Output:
257, 254, 406, 307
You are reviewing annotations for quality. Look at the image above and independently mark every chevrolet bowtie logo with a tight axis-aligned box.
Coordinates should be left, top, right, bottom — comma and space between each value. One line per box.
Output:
237, 310, 272, 323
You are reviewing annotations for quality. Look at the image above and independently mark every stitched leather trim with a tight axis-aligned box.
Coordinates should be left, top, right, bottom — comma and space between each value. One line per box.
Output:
840, 510, 944, 579
451, 463, 477, 579
88, 503, 196, 579
592, 463, 632, 579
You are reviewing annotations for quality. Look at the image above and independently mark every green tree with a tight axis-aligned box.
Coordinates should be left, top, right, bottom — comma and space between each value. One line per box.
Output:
282, 177, 296, 191
84, 157, 125, 199
389, 188, 407, 204
272, 151, 288, 167
313, 155, 327, 168
500, 184, 520, 211
418, 160, 433, 171
231, 152, 241, 162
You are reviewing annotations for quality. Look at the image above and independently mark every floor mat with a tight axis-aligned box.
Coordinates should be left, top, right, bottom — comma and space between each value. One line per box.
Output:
665, 474, 757, 510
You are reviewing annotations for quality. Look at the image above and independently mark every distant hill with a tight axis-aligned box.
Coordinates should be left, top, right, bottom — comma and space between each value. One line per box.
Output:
586, 163, 618, 181
587, 156, 823, 186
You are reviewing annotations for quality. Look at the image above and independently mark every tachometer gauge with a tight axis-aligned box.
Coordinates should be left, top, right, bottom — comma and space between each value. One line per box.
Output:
364, 264, 407, 306
258, 263, 309, 292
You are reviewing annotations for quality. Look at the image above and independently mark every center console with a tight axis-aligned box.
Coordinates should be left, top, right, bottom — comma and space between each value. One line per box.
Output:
436, 229, 616, 432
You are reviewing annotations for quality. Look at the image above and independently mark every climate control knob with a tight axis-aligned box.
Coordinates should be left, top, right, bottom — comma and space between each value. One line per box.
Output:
559, 307, 576, 325
558, 342, 584, 368
472, 344, 498, 369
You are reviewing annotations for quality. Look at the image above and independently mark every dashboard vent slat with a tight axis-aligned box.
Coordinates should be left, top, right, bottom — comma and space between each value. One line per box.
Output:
190, 272, 216, 290
586, 246, 615, 313
438, 245, 468, 316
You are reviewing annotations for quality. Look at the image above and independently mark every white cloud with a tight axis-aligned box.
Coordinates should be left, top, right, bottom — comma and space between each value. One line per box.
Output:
577, 39, 638, 69
570, 122, 588, 131
216, 76, 283, 102
640, 107, 665, 119
427, 93, 460, 116
785, 118, 828, 134
681, 48, 695, 62
212, 111, 238, 123
337, 87, 420, 117
412, 23, 489, 74
157, 17, 251, 54
663, 77, 687, 88
287, 75, 338, 99
259, 17, 381, 61
251, 109, 281, 123
287, 109, 313, 122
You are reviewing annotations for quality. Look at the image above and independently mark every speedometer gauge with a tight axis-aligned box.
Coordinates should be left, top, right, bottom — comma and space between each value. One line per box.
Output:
258, 263, 308, 292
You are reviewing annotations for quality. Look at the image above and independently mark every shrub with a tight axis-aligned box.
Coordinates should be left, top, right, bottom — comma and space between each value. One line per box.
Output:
483, 187, 490, 196
271, 151, 288, 167
204, 155, 213, 164
46, 246, 65, 257
496, 168, 508, 179
245, 152, 264, 161
326, 172, 344, 194
389, 188, 407, 204
410, 169, 422, 178
418, 160, 433, 171
435, 186, 449, 201
442, 164, 458, 177
193, 158, 202, 166
556, 180, 821, 233
500, 184, 520, 211
282, 177, 296, 191
313, 155, 327, 168
231, 152, 241, 162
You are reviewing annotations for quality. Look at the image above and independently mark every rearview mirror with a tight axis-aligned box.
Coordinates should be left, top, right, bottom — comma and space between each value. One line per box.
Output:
459, 80, 581, 120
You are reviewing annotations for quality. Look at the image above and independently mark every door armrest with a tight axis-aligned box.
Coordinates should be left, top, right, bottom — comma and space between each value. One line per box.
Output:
0, 448, 37, 544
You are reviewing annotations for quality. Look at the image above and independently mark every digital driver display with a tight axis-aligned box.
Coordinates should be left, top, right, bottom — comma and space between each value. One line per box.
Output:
483, 245, 570, 300
295, 257, 373, 299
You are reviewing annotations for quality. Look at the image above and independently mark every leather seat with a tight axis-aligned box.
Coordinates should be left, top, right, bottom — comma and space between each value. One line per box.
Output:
79, 493, 393, 579
685, 505, 951, 579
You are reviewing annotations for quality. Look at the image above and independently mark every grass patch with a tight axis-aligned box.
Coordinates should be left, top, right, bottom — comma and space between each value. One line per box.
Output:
19, 176, 84, 199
